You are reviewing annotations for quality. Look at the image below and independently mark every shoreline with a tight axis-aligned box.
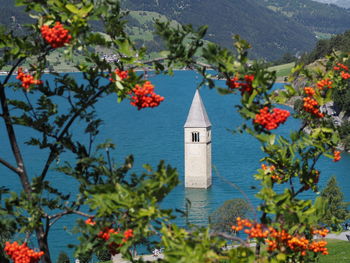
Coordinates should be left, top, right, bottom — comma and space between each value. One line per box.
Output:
0, 68, 192, 76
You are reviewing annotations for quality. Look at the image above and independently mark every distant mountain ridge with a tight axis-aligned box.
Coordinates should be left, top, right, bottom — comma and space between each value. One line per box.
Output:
2, 0, 350, 61
313, 0, 350, 9
123, 0, 350, 60
122, 0, 317, 60
262, 0, 350, 35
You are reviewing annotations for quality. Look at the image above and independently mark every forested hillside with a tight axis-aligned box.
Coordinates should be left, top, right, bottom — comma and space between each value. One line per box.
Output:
300, 30, 350, 64
262, 0, 350, 35
0, 0, 32, 28
122, 0, 317, 60
2, 0, 350, 61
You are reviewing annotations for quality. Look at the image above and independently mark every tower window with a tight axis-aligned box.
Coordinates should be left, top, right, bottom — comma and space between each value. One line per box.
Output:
192, 132, 200, 142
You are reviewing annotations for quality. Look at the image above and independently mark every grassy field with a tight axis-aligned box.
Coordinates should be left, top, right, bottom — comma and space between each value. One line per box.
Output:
319, 239, 350, 263
268, 62, 295, 78
96, 239, 350, 263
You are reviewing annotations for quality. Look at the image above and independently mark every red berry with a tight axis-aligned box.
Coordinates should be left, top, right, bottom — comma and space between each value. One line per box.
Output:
41, 22, 71, 48
129, 81, 164, 110
226, 74, 254, 94
16, 68, 42, 91
4, 241, 44, 263
254, 107, 290, 130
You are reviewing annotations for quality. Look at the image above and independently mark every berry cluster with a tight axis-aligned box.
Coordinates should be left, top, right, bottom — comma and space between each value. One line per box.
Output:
231, 218, 329, 256
312, 228, 329, 237
254, 107, 290, 130
316, 79, 332, 89
41, 22, 72, 48
334, 63, 350, 80
97, 227, 134, 255
84, 219, 134, 255
303, 88, 324, 118
226, 74, 254, 94
341, 71, 350, 80
333, 150, 341, 162
85, 218, 96, 226
109, 69, 129, 82
333, 63, 349, 71
261, 164, 283, 181
231, 217, 252, 232
122, 229, 134, 243
308, 240, 328, 255
130, 81, 164, 110
97, 227, 118, 241
16, 68, 42, 90
4, 241, 44, 263
304, 87, 316, 96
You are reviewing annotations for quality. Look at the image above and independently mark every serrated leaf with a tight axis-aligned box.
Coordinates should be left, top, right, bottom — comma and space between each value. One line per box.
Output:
216, 87, 232, 95
117, 39, 135, 57
284, 84, 296, 96
116, 81, 124, 91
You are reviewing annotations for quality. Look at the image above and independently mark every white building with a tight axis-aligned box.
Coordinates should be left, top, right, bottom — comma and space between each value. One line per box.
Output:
184, 90, 212, 188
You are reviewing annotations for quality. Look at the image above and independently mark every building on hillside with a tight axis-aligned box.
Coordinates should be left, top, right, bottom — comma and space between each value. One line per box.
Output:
184, 89, 212, 188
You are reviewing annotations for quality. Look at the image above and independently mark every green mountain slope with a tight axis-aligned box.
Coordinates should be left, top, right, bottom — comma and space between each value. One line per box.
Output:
0, 0, 32, 28
2, 0, 350, 61
125, 10, 181, 53
300, 30, 350, 64
122, 0, 317, 60
262, 0, 350, 35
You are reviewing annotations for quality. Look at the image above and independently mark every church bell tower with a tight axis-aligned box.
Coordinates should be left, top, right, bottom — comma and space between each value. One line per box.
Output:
184, 90, 212, 188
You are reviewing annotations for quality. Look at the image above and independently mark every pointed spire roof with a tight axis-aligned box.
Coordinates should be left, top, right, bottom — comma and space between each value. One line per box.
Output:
184, 90, 211, 128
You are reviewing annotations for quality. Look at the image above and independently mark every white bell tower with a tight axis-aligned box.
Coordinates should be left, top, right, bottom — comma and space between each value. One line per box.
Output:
184, 90, 212, 188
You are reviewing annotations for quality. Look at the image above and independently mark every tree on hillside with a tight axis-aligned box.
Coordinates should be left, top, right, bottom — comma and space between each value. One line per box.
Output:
209, 199, 250, 234
320, 176, 350, 228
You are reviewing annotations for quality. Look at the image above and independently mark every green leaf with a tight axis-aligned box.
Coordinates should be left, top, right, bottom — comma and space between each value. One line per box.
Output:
116, 81, 124, 91
116, 39, 135, 57
276, 253, 286, 261
284, 84, 296, 96
65, 4, 93, 18
65, 4, 81, 14
216, 87, 232, 95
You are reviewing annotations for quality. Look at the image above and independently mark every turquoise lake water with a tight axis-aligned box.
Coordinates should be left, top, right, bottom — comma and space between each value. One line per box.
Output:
1, 70, 350, 260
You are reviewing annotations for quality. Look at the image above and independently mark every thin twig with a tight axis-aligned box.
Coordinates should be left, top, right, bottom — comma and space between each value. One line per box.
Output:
1, 57, 25, 86
48, 209, 92, 227
39, 86, 108, 182
0, 157, 20, 174
309, 152, 322, 172
23, 91, 39, 121
292, 152, 323, 198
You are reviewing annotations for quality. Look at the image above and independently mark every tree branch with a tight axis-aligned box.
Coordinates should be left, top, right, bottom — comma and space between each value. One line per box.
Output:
0, 157, 20, 174
210, 232, 249, 247
48, 209, 92, 227
39, 86, 108, 182
0, 62, 31, 194
1, 57, 25, 87
23, 90, 39, 121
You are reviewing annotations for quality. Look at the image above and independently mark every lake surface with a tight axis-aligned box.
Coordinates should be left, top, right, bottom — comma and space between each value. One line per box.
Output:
1, 70, 350, 260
